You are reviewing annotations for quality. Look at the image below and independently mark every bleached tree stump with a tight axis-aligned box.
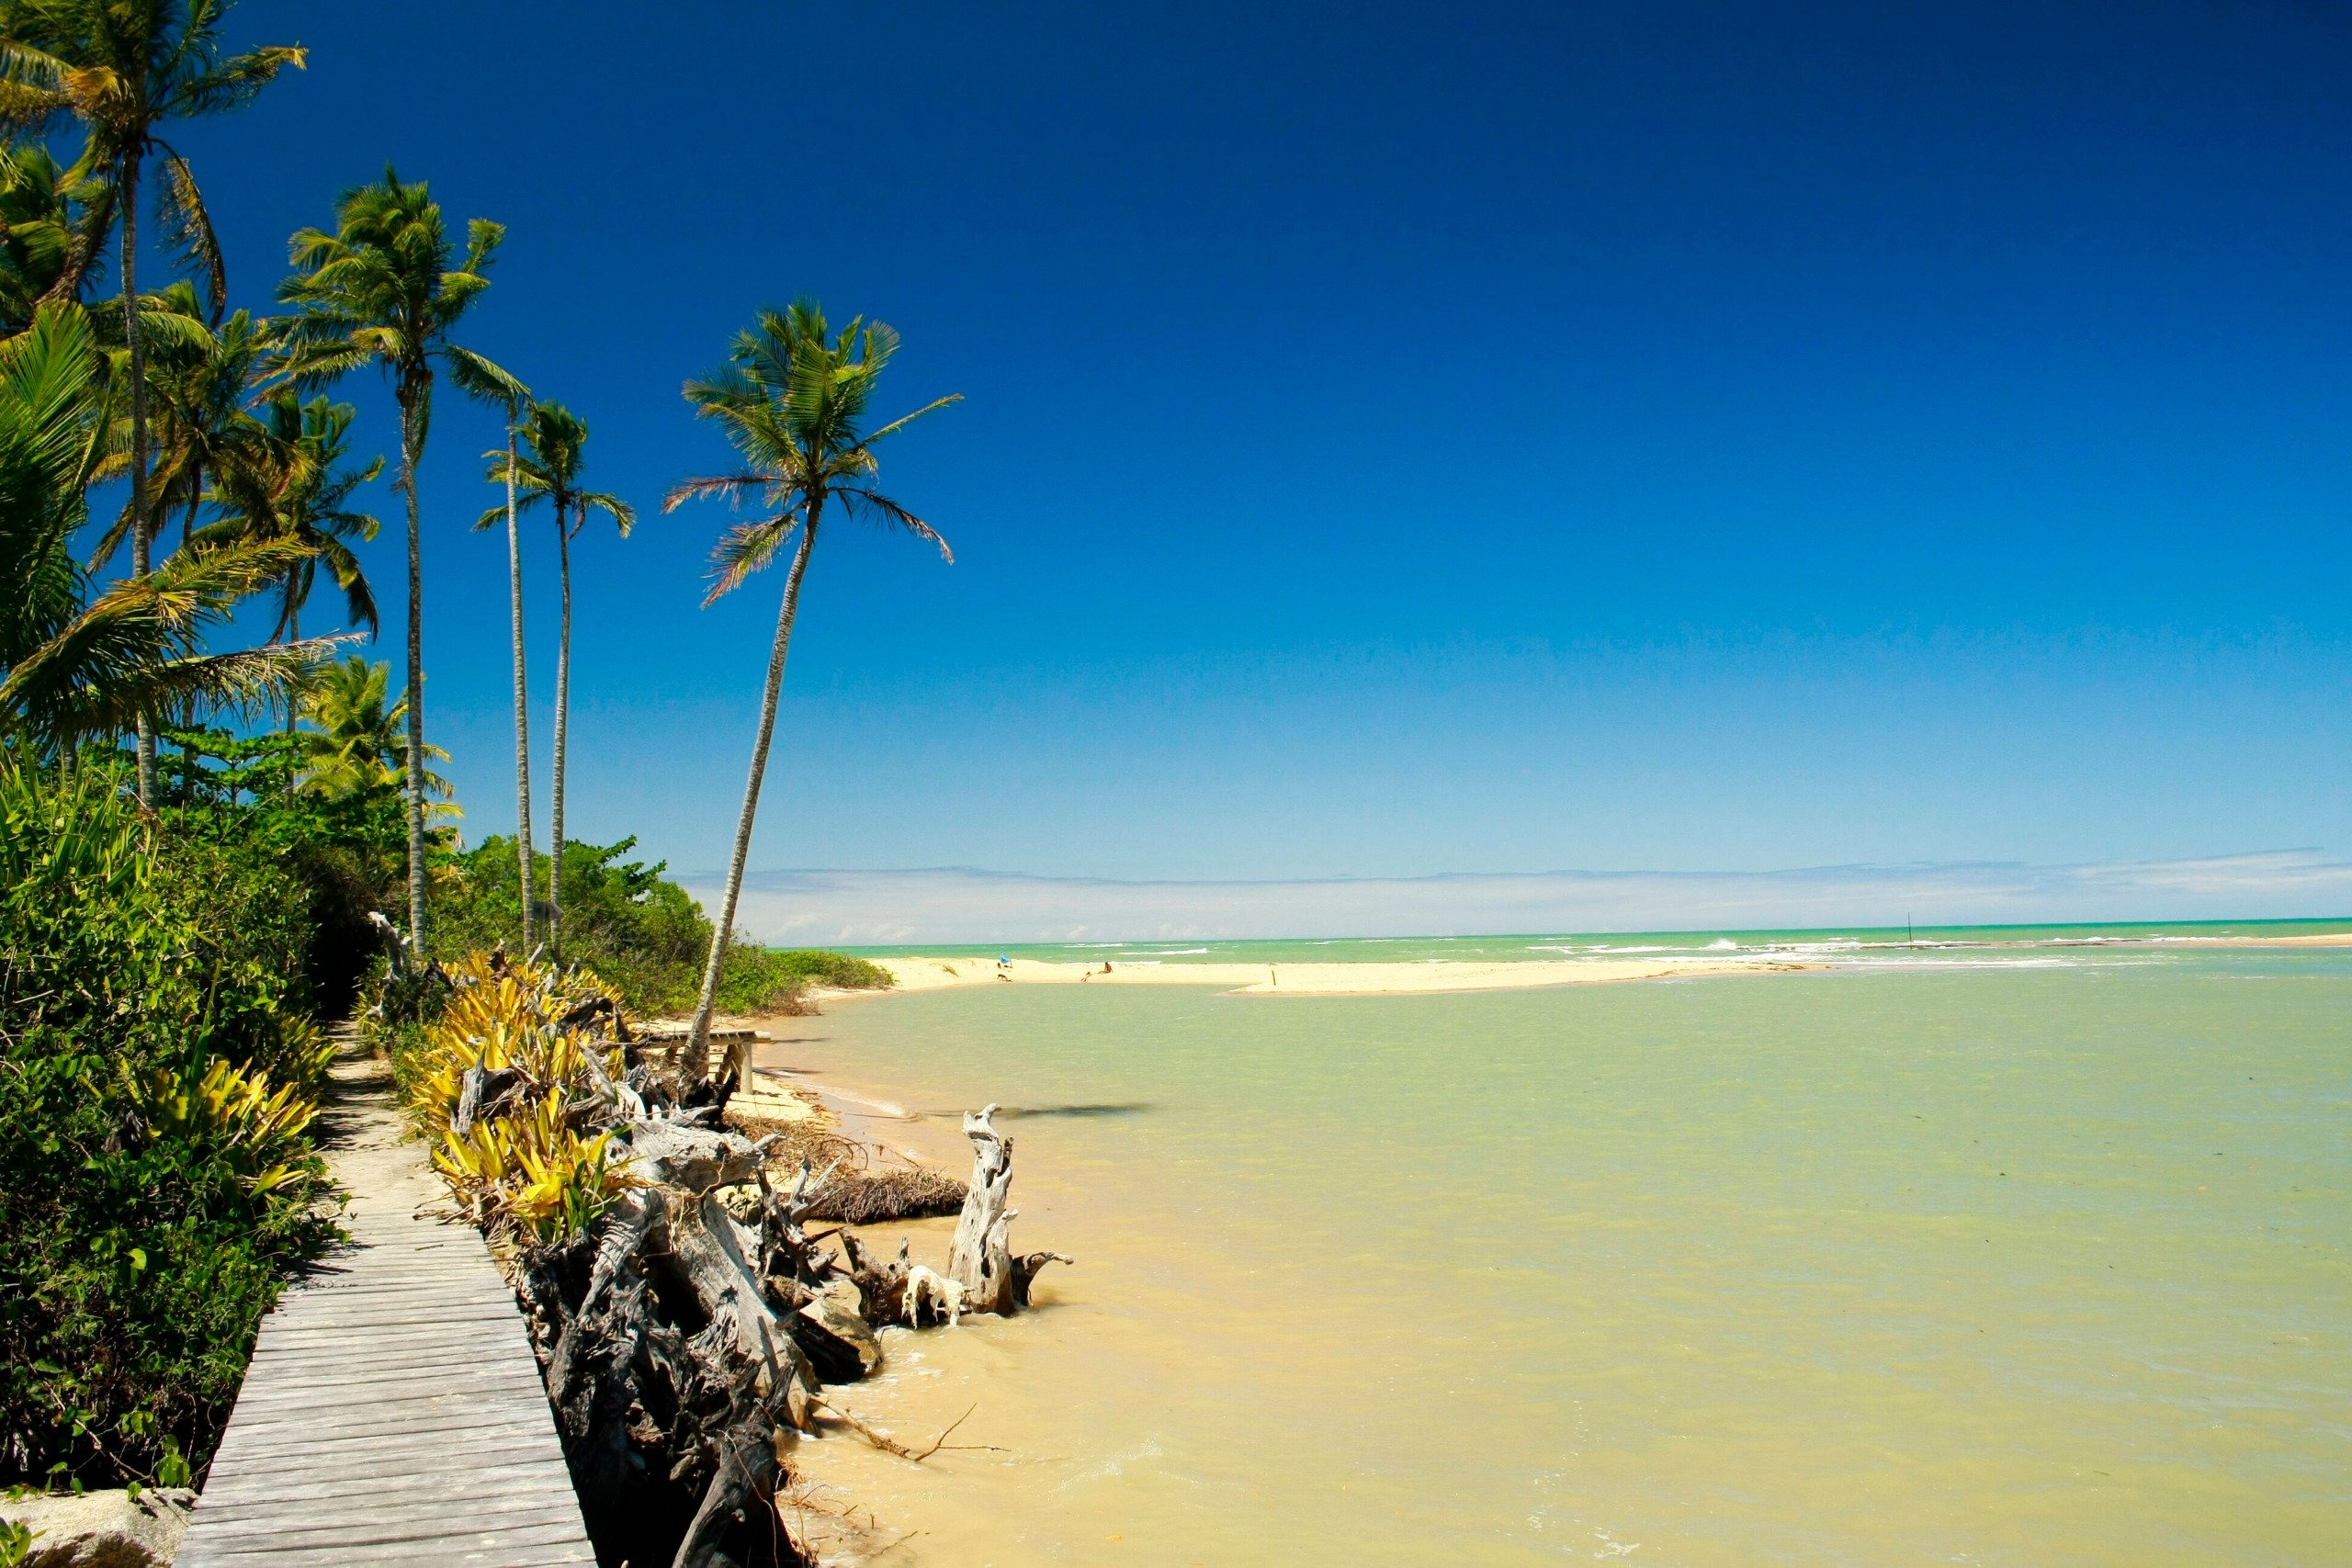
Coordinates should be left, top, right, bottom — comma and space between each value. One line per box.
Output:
945, 1104, 1072, 1313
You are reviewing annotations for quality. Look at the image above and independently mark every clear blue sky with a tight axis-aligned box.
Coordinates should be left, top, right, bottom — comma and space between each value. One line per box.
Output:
145, 0, 2352, 901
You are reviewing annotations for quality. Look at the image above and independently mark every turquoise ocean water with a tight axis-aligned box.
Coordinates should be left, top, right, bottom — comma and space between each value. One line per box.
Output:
845, 916, 2352, 967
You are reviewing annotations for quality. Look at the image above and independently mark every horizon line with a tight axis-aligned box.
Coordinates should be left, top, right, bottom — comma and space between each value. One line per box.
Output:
684, 850, 2352, 946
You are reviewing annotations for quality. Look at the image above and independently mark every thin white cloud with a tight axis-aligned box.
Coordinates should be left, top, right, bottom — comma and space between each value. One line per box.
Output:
691, 851, 2352, 946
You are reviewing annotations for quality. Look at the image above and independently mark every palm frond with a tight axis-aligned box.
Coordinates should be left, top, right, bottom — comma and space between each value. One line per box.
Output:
701, 513, 799, 604
441, 342, 526, 409
662, 472, 772, 513
834, 486, 954, 562
153, 143, 225, 321
857, 392, 963, 450
578, 489, 634, 536
0, 536, 335, 748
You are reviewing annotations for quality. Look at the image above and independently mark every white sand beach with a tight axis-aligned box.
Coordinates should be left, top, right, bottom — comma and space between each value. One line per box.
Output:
842, 952, 1818, 997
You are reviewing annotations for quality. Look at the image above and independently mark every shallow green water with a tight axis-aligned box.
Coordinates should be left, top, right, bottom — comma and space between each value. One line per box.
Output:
785, 951, 2351, 1564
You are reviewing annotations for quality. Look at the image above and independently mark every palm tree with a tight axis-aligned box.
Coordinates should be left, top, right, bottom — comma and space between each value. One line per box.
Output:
223, 388, 380, 649
476, 401, 535, 948
476, 400, 630, 957
665, 301, 957, 1085
86, 279, 270, 566
198, 386, 380, 783
277, 169, 525, 960
296, 652, 450, 807
0, 0, 304, 803
0, 300, 333, 757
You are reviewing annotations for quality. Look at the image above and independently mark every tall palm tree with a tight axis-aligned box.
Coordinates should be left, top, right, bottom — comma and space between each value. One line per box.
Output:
277, 169, 524, 960
665, 300, 957, 1085
0, 0, 304, 803
476, 399, 630, 957
0, 300, 333, 757
487, 402, 534, 948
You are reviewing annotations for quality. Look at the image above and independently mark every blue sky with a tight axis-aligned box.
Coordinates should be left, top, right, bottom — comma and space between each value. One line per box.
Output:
128, 1, 2352, 925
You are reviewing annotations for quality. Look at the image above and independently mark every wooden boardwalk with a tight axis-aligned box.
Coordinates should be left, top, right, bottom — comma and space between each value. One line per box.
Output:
177, 1039, 594, 1567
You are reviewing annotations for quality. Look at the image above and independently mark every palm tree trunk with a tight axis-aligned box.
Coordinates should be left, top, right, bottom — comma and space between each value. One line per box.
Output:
550, 499, 571, 960
120, 153, 153, 808
399, 378, 430, 964
687, 503, 820, 1088
504, 425, 535, 950
282, 594, 300, 801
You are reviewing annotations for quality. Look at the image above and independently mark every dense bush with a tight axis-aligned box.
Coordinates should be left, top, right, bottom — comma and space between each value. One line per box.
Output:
157, 728, 412, 1019
428, 835, 888, 1015
764, 949, 892, 991
0, 756, 339, 1490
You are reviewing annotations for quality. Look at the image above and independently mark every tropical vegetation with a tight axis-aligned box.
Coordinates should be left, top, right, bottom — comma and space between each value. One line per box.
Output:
0, 0, 305, 804
0, 0, 946, 1534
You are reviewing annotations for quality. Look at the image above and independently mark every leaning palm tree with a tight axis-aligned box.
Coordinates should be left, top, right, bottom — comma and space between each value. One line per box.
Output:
277, 168, 525, 959
0, 0, 304, 801
476, 399, 630, 957
665, 300, 957, 1085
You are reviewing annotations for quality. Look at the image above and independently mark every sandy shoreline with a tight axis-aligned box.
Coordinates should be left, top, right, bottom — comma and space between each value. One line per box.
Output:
842, 952, 1819, 997
803, 931, 2352, 1002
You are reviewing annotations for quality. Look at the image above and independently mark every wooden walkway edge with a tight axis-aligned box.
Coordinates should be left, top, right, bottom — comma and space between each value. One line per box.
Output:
176, 1033, 594, 1567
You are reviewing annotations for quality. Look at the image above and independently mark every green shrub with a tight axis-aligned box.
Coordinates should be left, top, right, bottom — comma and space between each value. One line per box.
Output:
0, 755, 336, 1489
427, 835, 885, 1014
764, 949, 892, 991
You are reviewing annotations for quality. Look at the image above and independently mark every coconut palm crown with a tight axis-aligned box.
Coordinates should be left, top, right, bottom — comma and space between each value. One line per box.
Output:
0, 300, 336, 755
199, 387, 380, 643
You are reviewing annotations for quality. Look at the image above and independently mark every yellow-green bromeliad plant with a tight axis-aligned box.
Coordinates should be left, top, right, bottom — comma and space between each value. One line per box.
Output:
414, 953, 640, 1243
120, 1047, 330, 1201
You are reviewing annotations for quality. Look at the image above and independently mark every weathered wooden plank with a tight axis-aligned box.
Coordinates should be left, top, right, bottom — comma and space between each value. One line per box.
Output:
182, 1518, 594, 1565
201, 1427, 569, 1475
184, 1494, 590, 1548
209, 1370, 547, 1414
203, 1450, 564, 1485
191, 1396, 554, 1443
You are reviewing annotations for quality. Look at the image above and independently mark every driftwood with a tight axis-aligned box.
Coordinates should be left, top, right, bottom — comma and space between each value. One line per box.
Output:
945, 1104, 1074, 1313
463, 979, 1065, 1568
